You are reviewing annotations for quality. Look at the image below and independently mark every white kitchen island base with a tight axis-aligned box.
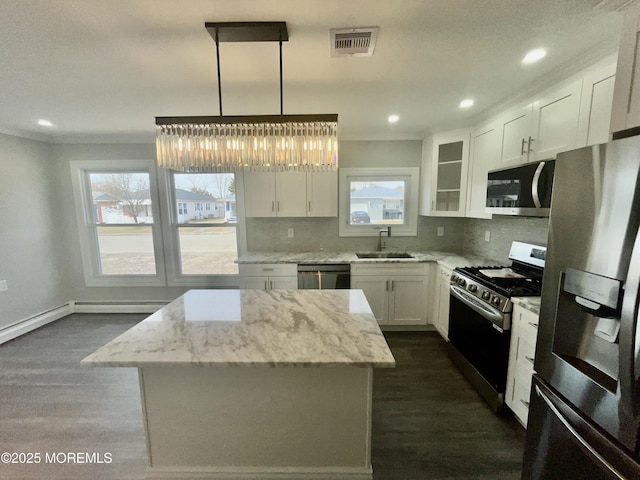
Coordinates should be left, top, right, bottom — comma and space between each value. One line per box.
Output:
139, 366, 374, 480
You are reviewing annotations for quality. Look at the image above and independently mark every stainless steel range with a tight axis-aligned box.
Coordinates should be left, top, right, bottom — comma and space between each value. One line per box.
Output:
448, 241, 546, 412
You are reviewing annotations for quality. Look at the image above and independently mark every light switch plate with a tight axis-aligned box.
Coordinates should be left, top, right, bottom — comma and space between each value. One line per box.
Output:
437, 226, 444, 237
485, 230, 491, 242
287, 228, 294, 238
0, 280, 7, 292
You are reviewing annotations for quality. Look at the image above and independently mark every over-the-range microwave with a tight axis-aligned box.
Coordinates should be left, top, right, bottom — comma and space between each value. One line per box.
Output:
486, 159, 555, 217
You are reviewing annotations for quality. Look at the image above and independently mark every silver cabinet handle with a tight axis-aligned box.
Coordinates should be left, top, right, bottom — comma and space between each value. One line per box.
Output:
262, 268, 274, 272
519, 399, 530, 408
528, 322, 538, 329
520, 138, 527, 155
391, 280, 395, 291
271, 201, 275, 212
527, 135, 534, 153
277, 201, 280, 212
525, 356, 535, 364
308, 200, 311, 212
535, 384, 627, 480
385, 280, 389, 291
264, 280, 268, 290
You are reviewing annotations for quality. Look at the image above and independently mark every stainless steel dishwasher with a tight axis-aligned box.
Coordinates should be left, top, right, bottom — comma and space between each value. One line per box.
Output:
297, 264, 351, 289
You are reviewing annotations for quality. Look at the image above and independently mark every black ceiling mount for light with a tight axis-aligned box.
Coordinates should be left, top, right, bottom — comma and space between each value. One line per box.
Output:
205, 22, 289, 116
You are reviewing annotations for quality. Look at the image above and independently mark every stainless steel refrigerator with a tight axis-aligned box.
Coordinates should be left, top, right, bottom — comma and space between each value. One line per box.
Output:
522, 135, 640, 479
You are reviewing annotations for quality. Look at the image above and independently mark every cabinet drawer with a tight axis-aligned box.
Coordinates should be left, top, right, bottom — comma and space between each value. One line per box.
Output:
238, 263, 297, 277
351, 263, 429, 276
511, 373, 534, 426
519, 310, 539, 342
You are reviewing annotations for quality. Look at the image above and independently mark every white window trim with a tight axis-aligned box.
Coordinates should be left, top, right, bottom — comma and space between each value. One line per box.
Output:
70, 160, 167, 287
157, 169, 246, 287
339, 167, 419, 237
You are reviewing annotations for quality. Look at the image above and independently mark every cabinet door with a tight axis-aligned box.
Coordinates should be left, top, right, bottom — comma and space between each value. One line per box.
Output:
307, 171, 338, 217
240, 276, 270, 290
269, 276, 299, 290
351, 276, 389, 325
611, 4, 640, 134
435, 270, 451, 339
388, 276, 428, 325
530, 79, 583, 161
578, 61, 616, 147
244, 172, 276, 217
466, 122, 499, 219
431, 131, 470, 217
498, 104, 534, 166
275, 171, 307, 217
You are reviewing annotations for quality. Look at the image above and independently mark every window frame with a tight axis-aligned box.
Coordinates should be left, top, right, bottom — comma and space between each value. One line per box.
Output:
157, 169, 246, 287
69, 160, 167, 287
339, 167, 420, 237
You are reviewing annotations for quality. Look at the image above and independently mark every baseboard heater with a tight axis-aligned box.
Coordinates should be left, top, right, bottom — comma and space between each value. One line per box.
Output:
0, 302, 74, 345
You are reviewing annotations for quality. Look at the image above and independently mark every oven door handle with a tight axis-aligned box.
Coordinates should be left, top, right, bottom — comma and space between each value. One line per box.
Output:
450, 285, 506, 329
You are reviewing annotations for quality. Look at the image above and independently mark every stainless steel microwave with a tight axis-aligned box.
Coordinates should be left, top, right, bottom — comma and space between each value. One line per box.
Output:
486, 160, 555, 217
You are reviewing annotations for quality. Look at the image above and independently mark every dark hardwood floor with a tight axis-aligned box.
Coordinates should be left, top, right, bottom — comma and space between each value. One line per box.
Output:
0, 315, 525, 479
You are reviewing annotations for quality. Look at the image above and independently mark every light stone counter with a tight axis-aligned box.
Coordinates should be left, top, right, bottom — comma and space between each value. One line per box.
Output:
82, 289, 394, 480
512, 296, 541, 315
82, 289, 395, 368
236, 250, 502, 269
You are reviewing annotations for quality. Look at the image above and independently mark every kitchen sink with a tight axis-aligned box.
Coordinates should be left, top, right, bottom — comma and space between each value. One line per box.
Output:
355, 252, 414, 259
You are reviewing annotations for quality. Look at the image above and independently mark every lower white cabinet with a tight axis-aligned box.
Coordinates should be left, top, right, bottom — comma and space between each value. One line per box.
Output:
351, 263, 429, 326
238, 263, 298, 290
431, 264, 452, 340
505, 303, 540, 427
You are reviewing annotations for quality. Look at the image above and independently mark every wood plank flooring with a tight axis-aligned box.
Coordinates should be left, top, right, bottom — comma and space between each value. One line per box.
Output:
0, 314, 525, 479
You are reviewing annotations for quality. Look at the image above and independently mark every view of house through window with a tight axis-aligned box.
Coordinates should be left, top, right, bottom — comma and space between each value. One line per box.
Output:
89, 172, 156, 275
349, 180, 406, 225
172, 173, 238, 275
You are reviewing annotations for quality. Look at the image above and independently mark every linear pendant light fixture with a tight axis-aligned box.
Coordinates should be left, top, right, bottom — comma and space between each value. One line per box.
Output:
155, 22, 338, 172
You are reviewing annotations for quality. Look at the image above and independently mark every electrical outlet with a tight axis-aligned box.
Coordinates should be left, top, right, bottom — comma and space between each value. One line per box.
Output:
287, 228, 294, 238
485, 230, 491, 242
437, 226, 445, 237
0, 280, 7, 292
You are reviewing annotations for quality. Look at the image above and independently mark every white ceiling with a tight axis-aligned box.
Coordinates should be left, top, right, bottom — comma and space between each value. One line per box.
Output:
0, 0, 629, 144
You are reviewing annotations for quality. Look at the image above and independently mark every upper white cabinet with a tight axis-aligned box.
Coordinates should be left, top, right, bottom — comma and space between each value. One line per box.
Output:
422, 130, 470, 217
497, 79, 583, 167
578, 61, 616, 146
244, 170, 337, 218
611, 4, 640, 135
466, 121, 499, 219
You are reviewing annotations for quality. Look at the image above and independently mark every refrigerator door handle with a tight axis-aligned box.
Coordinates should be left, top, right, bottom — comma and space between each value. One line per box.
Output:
620, 228, 640, 418
535, 384, 628, 480
531, 161, 545, 208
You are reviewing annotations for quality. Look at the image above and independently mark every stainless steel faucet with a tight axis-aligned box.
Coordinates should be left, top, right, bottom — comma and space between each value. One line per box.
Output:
378, 226, 391, 251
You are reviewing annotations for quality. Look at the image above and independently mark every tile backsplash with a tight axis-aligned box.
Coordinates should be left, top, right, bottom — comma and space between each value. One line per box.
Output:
463, 217, 550, 264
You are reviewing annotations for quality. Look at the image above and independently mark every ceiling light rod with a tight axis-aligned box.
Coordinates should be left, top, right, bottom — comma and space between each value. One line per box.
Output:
205, 22, 289, 116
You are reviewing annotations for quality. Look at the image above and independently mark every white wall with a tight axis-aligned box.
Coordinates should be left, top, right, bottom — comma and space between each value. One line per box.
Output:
0, 133, 71, 329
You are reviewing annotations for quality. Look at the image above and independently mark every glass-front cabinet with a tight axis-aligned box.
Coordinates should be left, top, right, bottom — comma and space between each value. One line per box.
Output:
422, 130, 470, 217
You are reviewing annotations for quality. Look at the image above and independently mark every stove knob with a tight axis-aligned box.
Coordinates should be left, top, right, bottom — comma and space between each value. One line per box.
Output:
468, 284, 478, 293
457, 278, 467, 287
491, 295, 501, 306
451, 274, 458, 283
481, 291, 491, 300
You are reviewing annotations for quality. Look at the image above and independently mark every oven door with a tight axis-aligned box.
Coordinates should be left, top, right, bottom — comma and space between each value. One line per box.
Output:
448, 286, 511, 394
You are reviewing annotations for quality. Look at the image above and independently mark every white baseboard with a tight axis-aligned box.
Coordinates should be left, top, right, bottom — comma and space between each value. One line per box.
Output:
73, 302, 167, 314
0, 302, 75, 345
145, 465, 373, 480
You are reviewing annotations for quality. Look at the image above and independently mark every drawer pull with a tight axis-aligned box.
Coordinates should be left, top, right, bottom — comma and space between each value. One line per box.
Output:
528, 322, 538, 329
262, 268, 275, 272
525, 356, 535, 364
520, 399, 530, 408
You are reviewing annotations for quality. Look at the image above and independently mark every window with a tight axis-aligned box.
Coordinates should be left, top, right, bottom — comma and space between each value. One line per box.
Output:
339, 167, 419, 237
70, 161, 165, 286
170, 172, 238, 276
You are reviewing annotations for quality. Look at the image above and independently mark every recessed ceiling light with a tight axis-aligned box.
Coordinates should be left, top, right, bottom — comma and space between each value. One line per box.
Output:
388, 114, 399, 123
522, 48, 547, 64
459, 99, 474, 109
37, 119, 54, 127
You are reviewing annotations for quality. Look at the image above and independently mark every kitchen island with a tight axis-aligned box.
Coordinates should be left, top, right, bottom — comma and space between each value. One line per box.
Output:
82, 289, 395, 480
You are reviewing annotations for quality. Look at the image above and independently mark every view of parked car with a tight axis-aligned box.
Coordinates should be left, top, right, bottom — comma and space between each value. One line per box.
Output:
351, 210, 371, 224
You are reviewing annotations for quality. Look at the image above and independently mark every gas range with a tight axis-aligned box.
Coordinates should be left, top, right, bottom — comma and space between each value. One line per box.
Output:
451, 242, 546, 317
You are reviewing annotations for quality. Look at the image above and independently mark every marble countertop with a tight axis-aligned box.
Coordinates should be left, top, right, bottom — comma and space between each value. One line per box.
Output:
82, 289, 396, 368
236, 251, 502, 270
512, 296, 541, 315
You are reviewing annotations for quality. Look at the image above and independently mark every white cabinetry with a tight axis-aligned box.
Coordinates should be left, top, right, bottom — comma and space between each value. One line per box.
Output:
579, 60, 616, 146
238, 263, 298, 290
244, 171, 337, 218
423, 130, 470, 217
611, 4, 640, 135
466, 122, 499, 219
351, 263, 429, 326
430, 263, 452, 340
505, 303, 539, 427
497, 79, 583, 167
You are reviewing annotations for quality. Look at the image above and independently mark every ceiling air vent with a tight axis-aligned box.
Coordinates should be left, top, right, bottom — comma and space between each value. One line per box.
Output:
330, 27, 379, 57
